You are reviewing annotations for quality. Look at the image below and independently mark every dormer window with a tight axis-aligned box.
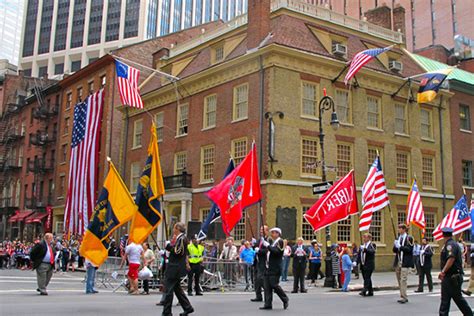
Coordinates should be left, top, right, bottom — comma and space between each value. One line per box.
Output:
214, 45, 225, 63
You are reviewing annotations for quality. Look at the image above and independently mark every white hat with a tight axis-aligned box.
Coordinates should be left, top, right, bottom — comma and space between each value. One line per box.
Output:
270, 227, 282, 235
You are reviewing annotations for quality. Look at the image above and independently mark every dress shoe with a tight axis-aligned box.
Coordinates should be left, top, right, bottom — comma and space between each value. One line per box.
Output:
291, 290, 298, 293
359, 291, 366, 297
414, 290, 423, 293
187, 292, 193, 296
397, 299, 408, 304
366, 293, 374, 297
40, 291, 48, 296
250, 298, 263, 302
195, 292, 203, 296
36, 288, 40, 292
283, 300, 289, 310
156, 302, 164, 306
300, 290, 307, 293
259, 306, 272, 310
179, 307, 194, 316
462, 290, 472, 296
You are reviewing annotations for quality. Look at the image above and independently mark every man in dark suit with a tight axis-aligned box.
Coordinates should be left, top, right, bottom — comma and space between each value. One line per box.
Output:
260, 227, 289, 311
358, 232, 376, 297
415, 237, 433, 293
251, 225, 269, 302
161, 222, 194, 316
30, 233, 55, 295
291, 237, 308, 293
393, 224, 414, 304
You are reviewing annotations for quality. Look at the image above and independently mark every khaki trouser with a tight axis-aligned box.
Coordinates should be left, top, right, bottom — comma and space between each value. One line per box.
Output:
36, 262, 53, 293
468, 266, 474, 293
395, 266, 409, 300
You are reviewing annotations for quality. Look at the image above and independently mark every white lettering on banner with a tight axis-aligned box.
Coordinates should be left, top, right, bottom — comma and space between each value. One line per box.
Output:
320, 186, 354, 216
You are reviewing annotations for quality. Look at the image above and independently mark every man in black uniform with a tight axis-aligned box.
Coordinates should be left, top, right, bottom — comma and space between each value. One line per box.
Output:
291, 237, 308, 293
251, 225, 269, 302
161, 222, 194, 316
415, 237, 433, 293
393, 224, 414, 304
438, 227, 473, 316
260, 227, 289, 311
358, 232, 376, 297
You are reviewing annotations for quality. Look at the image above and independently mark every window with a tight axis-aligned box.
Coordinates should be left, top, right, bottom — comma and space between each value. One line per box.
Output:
233, 84, 248, 121
232, 217, 246, 241
64, 117, 70, 135
61, 144, 68, 163
56, 222, 64, 234
106, 0, 122, 41
398, 211, 406, 226
462, 160, 473, 187
155, 112, 164, 142
70, 0, 86, 48
177, 103, 189, 136
77, 87, 83, 102
422, 156, 435, 188
232, 138, 248, 166
459, 104, 471, 131
54, 63, 64, 75
200, 145, 215, 183
100, 75, 107, 87
420, 108, 433, 139
301, 82, 317, 118
395, 103, 408, 134
337, 217, 351, 242
302, 206, 315, 241
130, 162, 141, 193
59, 175, 65, 197
172, 0, 183, 32
368, 211, 382, 242
124, 0, 140, 38
37, 0, 54, 54
88, 81, 94, 94
335, 89, 350, 124
367, 96, 381, 129
87, 0, 103, 45
18, 147, 23, 166
22, 0, 39, 57
203, 95, 217, 129
213, 45, 225, 63
367, 147, 382, 171
71, 60, 82, 72
38, 66, 48, 78
424, 212, 436, 242
396, 151, 410, 184
66, 92, 72, 109
336, 143, 352, 178
301, 137, 318, 176
132, 119, 143, 148
201, 208, 211, 221
174, 152, 187, 175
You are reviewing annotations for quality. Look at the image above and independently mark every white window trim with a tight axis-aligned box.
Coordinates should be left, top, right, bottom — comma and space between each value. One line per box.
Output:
132, 119, 143, 149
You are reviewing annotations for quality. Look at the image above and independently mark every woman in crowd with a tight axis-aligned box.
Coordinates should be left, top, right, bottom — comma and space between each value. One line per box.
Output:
61, 241, 70, 272
240, 240, 255, 291
281, 239, 292, 282
341, 248, 353, 292
331, 244, 341, 289
68, 241, 78, 272
308, 241, 323, 284
141, 242, 156, 295
351, 243, 360, 279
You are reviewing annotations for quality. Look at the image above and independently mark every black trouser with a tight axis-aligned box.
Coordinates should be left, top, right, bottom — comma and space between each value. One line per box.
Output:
309, 262, 323, 281
361, 265, 374, 294
187, 263, 202, 294
414, 257, 421, 275
254, 266, 265, 300
162, 276, 193, 316
143, 279, 150, 293
439, 274, 472, 316
263, 274, 288, 308
418, 265, 433, 292
293, 265, 306, 291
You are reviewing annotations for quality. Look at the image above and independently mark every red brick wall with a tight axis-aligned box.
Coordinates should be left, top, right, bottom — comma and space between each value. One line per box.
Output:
247, 0, 271, 49
364, 5, 392, 30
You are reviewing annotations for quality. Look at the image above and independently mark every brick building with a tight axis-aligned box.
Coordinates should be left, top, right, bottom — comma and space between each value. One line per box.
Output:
124, 0, 454, 270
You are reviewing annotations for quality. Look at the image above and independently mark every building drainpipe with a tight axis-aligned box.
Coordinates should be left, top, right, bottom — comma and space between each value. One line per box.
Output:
438, 95, 447, 215
257, 55, 265, 234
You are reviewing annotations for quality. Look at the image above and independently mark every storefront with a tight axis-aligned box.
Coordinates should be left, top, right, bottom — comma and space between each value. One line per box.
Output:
8, 211, 34, 240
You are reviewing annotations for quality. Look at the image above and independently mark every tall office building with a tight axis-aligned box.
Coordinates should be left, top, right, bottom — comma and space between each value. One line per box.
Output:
0, 0, 25, 65
19, 0, 248, 78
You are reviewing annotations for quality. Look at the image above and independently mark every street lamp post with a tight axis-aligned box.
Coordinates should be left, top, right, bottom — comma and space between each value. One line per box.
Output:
318, 89, 339, 288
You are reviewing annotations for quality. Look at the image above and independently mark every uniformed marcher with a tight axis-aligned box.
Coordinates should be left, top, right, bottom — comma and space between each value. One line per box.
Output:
358, 232, 376, 297
260, 227, 289, 310
438, 227, 473, 316
415, 237, 433, 293
161, 222, 194, 316
393, 223, 414, 304
291, 237, 308, 293
251, 225, 269, 302
187, 235, 204, 296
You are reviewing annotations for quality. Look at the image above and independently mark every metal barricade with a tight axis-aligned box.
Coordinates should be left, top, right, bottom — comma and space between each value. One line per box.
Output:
95, 256, 128, 290
200, 257, 254, 292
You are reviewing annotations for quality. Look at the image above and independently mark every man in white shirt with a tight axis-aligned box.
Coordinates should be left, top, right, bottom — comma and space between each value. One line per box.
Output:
124, 242, 143, 295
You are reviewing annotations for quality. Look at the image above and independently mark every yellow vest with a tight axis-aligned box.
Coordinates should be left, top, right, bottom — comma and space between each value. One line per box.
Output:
188, 244, 204, 264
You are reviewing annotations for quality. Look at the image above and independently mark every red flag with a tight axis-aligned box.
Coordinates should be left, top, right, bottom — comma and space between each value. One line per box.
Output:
303, 170, 358, 232
206, 143, 261, 235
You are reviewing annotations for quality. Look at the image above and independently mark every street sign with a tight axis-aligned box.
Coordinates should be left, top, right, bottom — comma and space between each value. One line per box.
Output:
312, 181, 333, 195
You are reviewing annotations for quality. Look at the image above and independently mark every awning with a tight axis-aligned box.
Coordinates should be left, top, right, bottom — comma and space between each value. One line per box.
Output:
8, 211, 34, 223
25, 212, 48, 224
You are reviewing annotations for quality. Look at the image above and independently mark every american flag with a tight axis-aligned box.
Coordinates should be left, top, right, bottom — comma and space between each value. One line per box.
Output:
64, 90, 105, 235
344, 46, 393, 85
433, 195, 472, 241
115, 59, 143, 109
359, 156, 389, 231
406, 180, 425, 231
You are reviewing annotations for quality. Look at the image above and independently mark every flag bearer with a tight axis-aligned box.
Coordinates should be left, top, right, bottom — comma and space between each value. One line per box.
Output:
415, 237, 433, 293
260, 227, 289, 311
358, 233, 376, 297
438, 227, 472, 316
251, 225, 269, 302
187, 236, 204, 296
393, 224, 414, 304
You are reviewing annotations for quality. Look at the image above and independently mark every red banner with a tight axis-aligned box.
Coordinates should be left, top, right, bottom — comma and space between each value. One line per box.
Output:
303, 170, 358, 232
46, 206, 53, 233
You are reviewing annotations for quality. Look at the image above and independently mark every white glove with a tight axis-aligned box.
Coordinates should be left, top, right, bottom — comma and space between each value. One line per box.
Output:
262, 241, 270, 248
255, 247, 260, 253
360, 245, 365, 250
420, 249, 425, 255
352, 262, 357, 267
165, 241, 171, 247
394, 240, 401, 249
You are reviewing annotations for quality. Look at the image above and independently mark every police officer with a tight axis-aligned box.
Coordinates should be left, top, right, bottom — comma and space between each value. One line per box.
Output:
187, 235, 204, 296
358, 232, 376, 297
438, 227, 473, 316
260, 227, 289, 311
291, 237, 308, 293
393, 223, 414, 304
251, 225, 269, 302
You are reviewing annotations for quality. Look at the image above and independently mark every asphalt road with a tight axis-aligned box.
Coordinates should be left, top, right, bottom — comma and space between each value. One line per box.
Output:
1, 269, 473, 316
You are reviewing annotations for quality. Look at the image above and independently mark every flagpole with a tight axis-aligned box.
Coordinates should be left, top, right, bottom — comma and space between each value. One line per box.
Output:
110, 54, 180, 82
387, 204, 398, 239
331, 63, 349, 83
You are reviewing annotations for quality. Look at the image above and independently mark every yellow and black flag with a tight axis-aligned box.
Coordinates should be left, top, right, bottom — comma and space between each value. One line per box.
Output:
129, 124, 165, 244
417, 68, 452, 103
79, 159, 137, 266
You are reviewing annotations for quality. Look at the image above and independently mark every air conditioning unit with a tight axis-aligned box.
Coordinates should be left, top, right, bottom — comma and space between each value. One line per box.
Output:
332, 43, 347, 56
389, 60, 403, 72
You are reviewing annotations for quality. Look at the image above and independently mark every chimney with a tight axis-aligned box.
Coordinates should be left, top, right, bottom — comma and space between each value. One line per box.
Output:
152, 48, 170, 68
415, 46, 450, 64
364, 5, 391, 30
247, 0, 271, 50
393, 5, 406, 36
